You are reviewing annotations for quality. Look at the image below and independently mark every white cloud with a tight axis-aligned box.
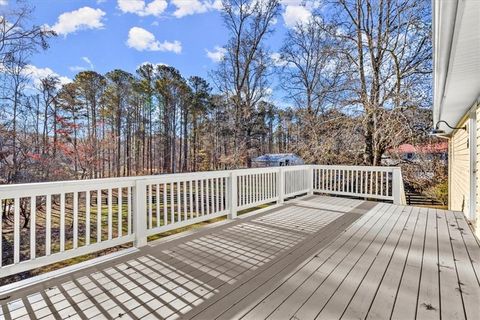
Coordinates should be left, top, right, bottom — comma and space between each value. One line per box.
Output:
126, 27, 182, 53
0, 1, 8, 6
271, 52, 287, 67
49, 7, 106, 36
206, 46, 226, 63
171, 0, 222, 18
82, 56, 94, 69
283, 5, 311, 28
117, 0, 167, 17
69, 56, 94, 72
24, 65, 71, 87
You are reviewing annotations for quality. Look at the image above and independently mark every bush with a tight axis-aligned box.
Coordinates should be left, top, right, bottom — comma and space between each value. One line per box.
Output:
424, 181, 448, 206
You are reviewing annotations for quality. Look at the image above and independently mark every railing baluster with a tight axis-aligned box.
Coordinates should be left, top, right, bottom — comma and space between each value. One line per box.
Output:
200, 180, 204, 216
108, 188, 113, 240
216, 177, 220, 212
118, 187, 123, 237
73, 191, 78, 248
386, 172, 390, 197
128, 187, 132, 234
97, 190, 101, 243
13, 197, 20, 264
370, 171, 373, 195
241, 175, 245, 206
183, 181, 188, 220
195, 180, 199, 218
46, 194, 52, 255
60, 193, 65, 252
189, 180, 194, 218
30, 196, 36, 260
163, 183, 168, 224
206, 178, 211, 214
381, 172, 384, 196
148, 184, 153, 229
156, 184, 160, 228
86, 191, 91, 245
177, 181, 181, 220
268, 172, 272, 199
220, 177, 224, 211
170, 182, 175, 222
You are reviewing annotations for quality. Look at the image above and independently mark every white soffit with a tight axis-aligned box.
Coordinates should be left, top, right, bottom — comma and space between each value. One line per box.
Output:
433, 0, 480, 133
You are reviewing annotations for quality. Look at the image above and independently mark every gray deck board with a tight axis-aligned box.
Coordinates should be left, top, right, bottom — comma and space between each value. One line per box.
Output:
334, 205, 415, 320
416, 208, 440, 320
437, 209, 464, 320
291, 203, 401, 320
1, 196, 480, 320
255, 203, 389, 320
236, 203, 384, 320
364, 206, 419, 320
446, 209, 480, 319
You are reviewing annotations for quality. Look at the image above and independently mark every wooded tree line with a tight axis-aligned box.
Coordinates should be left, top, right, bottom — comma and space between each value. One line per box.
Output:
0, 0, 434, 184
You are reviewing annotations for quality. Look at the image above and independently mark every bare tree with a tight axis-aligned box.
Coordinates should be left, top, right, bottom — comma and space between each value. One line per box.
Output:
0, 2, 55, 66
214, 0, 280, 167
331, 0, 431, 165
280, 17, 343, 115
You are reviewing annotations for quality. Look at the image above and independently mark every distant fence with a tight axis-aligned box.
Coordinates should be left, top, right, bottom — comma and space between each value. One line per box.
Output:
0, 165, 405, 278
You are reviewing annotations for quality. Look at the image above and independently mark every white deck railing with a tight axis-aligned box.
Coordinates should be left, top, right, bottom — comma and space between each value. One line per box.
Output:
0, 165, 405, 278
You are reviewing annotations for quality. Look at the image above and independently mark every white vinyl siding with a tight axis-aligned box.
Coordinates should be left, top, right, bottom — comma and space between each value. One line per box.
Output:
476, 105, 480, 236
449, 118, 470, 215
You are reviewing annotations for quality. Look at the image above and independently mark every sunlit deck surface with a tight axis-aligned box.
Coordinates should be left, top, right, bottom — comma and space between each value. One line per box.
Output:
1, 195, 479, 320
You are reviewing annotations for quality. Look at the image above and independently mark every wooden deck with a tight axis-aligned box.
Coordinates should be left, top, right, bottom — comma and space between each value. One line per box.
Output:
0, 195, 479, 320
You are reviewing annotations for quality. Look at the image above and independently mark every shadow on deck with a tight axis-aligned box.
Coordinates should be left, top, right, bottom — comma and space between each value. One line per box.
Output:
1, 195, 479, 320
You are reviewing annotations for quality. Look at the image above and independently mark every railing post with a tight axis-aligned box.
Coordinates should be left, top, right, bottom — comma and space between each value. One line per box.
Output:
228, 172, 237, 219
392, 168, 401, 205
278, 167, 285, 204
133, 179, 148, 247
308, 165, 314, 195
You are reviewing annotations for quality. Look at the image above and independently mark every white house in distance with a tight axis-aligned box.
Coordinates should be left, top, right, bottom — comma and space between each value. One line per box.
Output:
432, 0, 480, 237
251, 153, 305, 167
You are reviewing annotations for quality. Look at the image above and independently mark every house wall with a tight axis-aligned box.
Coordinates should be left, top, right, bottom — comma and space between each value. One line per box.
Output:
449, 104, 480, 239
476, 105, 480, 237
449, 117, 470, 216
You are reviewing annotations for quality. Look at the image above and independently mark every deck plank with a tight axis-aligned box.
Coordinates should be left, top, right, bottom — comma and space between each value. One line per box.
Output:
446, 209, 480, 320
415, 208, 441, 320
453, 210, 480, 286
340, 205, 416, 320
186, 204, 367, 319
291, 203, 402, 320
315, 204, 411, 320
220, 203, 383, 320
437, 209, 465, 320
389, 205, 428, 320
259, 204, 390, 320
1, 196, 480, 320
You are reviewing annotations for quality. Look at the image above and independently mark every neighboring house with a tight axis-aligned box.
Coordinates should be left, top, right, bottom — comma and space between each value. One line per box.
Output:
432, 0, 480, 236
251, 153, 304, 167
383, 142, 448, 164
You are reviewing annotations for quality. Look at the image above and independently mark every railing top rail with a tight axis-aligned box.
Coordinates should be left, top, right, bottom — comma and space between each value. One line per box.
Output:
312, 164, 400, 172
0, 165, 306, 191
0, 164, 402, 193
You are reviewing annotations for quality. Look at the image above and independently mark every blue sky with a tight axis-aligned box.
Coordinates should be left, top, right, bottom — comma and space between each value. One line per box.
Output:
11, 0, 317, 100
